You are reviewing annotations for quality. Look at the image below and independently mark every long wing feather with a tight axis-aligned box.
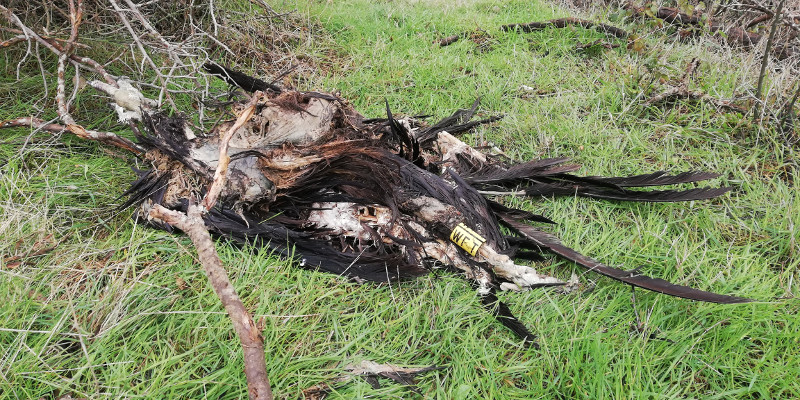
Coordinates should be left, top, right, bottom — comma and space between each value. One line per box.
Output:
496, 213, 752, 304
589, 171, 723, 187
524, 183, 732, 202
465, 158, 580, 185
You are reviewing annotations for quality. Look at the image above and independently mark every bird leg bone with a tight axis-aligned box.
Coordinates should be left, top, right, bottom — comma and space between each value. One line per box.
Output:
89, 79, 159, 122
305, 199, 560, 289
400, 196, 564, 289
432, 130, 488, 168
478, 245, 564, 290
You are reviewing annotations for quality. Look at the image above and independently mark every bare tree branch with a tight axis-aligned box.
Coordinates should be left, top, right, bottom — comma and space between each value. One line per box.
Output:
107, 0, 177, 110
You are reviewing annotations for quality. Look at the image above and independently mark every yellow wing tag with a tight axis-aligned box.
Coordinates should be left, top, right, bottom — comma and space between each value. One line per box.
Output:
450, 223, 486, 256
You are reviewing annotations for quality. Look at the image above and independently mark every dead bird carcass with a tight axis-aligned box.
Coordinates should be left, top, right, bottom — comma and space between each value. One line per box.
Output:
118, 64, 750, 346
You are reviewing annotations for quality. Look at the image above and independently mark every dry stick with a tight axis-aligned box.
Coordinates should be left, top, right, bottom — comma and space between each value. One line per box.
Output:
624, 2, 798, 58
644, 86, 749, 113
0, 116, 146, 150
248, 0, 286, 17
744, 0, 800, 34
65, 0, 83, 53
122, 0, 176, 53
679, 57, 701, 84
0, 117, 68, 133
1, 27, 91, 48
149, 205, 273, 400
502, 18, 629, 39
645, 58, 749, 114
0, 3, 139, 152
121, 0, 193, 75
746, 12, 773, 29
4, 8, 266, 398
754, 0, 786, 121
202, 92, 262, 210
0, 35, 26, 49
444, 18, 628, 50
780, 80, 800, 132
0, 5, 62, 56
153, 92, 271, 400
56, 0, 82, 126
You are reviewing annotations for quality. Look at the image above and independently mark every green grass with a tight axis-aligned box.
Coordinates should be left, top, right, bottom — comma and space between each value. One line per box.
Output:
1, 0, 799, 398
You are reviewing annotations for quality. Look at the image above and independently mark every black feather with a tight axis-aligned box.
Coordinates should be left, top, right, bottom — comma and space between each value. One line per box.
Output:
524, 183, 733, 202
497, 213, 752, 304
590, 171, 722, 187
117, 169, 170, 210
203, 63, 282, 93
479, 288, 539, 348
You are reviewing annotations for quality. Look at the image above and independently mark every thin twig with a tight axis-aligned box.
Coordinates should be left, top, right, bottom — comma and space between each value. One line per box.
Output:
107, 0, 177, 110
645, 59, 748, 114
0, 4, 63, 56
780, 80, 800, 133
0, 4, 117, 86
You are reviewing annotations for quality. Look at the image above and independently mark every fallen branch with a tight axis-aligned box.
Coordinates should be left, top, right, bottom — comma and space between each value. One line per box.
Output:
437, 18, 627, 49
435, 29, 493, 50
502, 17, 629, 39
0, 3, 141, 153
2, 4, 271, 397
644, 86, 750, 113
150, 204, 273, 400
746, 13, 773, 29
742, 0, 800, 34
644, 58, 749, 114
625, 2, 798, 59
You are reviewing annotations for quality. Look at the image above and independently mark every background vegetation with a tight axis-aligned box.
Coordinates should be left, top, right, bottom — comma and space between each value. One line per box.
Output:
1, 0, 798, 398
